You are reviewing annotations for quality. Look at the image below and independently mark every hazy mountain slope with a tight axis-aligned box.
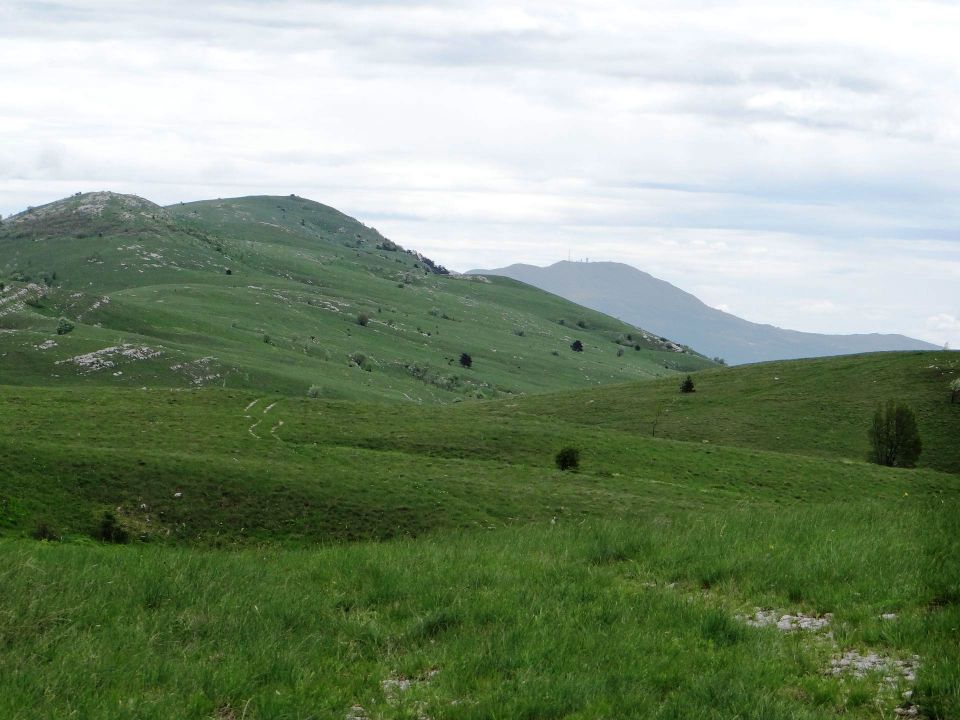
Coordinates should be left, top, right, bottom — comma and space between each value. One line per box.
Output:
471, 261, 939, 365
0, 193, 711, 399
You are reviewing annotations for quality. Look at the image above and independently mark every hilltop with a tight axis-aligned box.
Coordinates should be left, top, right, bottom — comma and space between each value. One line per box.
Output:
470, 261, 939, 365
0, 192, 712, 400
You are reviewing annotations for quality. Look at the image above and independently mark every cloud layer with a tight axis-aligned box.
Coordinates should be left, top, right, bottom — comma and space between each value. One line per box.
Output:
2, 0, 958, 345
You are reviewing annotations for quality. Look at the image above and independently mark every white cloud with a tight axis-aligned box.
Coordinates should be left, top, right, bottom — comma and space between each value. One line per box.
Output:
1, 0, 958, 347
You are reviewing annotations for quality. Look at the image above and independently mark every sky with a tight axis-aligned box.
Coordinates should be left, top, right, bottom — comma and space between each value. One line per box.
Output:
1, 0, 958, 347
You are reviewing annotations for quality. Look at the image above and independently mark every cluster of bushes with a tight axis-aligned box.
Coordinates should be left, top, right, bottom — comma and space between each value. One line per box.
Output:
408, 362, 461, 388
33, 511, 130, 544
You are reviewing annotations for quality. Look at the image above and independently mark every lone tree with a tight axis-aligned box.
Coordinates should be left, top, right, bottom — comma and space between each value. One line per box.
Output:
356, 312, 370, 327
56, 317, 74, 335
868, 400, 922, 468
951, 378, 960, 404
459, 352, 472, 368
680, 375, 695, 393
570, 340, 584, 352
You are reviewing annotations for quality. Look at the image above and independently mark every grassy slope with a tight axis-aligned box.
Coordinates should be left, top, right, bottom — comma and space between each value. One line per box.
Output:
512, 351, 960, 474
1, 382, 956, 544
0, 192, 711, 401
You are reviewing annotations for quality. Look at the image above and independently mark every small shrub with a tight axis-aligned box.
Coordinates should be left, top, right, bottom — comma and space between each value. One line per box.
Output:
576, 320, 587, 329
32, 520, 59, 541
56, 317, 75, 335
225, 268, 232, 275
308, 384, 346, 400
616, 348, 624, 357
570, 340, 584, 352
356, 312, 370, 327
513, 328, 525, 337
868, 400, 922, 467
95, 511, 130, 544
555, 446, 580, 471
680, 375, 695, 393
459, 352, 473, 368
262, 334, 271, 344
349, 352, 370, 370
551, 350, 560, 356
950, 378, 960, 404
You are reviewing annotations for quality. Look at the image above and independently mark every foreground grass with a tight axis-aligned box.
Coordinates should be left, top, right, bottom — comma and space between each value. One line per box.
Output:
2, 501, 957, 719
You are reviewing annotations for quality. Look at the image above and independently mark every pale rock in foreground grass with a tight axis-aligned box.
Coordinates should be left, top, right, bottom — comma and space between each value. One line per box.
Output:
828, 650, 919, 685
738, 608, 832, 632
345, 706, 369, 720
373, 669, 439, 719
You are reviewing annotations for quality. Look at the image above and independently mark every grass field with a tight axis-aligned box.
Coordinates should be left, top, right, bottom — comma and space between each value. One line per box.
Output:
2, 502, 957, 719
1, 191, 958, 719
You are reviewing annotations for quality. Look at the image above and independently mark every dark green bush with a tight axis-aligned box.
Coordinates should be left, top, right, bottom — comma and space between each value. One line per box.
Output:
680, 375, 695, 393
56, 317, 74, 335
570, 340, 583, 352
459, 352, 472, 368
555, 447, 580, 471
95, 511, 130, 544
32, 520, 60, 541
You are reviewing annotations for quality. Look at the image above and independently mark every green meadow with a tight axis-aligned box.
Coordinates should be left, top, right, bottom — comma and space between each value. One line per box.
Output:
0, 192, 958, 719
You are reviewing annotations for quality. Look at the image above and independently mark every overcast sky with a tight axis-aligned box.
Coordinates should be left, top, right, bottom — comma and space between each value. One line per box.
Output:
2, 1, 958, 346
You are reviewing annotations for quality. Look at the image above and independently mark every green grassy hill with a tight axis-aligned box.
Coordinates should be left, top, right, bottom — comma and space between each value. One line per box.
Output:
2, 381, 956, 545
512, 350, 960, 474
0, 192, 711, 400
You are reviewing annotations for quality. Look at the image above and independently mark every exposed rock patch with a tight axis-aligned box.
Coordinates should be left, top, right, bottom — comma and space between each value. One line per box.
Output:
738, 608, 832, 632
56, 344, 162, 373
828, 650, 919, 685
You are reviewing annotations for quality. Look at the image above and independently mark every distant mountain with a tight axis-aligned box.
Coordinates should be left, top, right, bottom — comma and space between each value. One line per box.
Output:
469, 261, 939, 365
